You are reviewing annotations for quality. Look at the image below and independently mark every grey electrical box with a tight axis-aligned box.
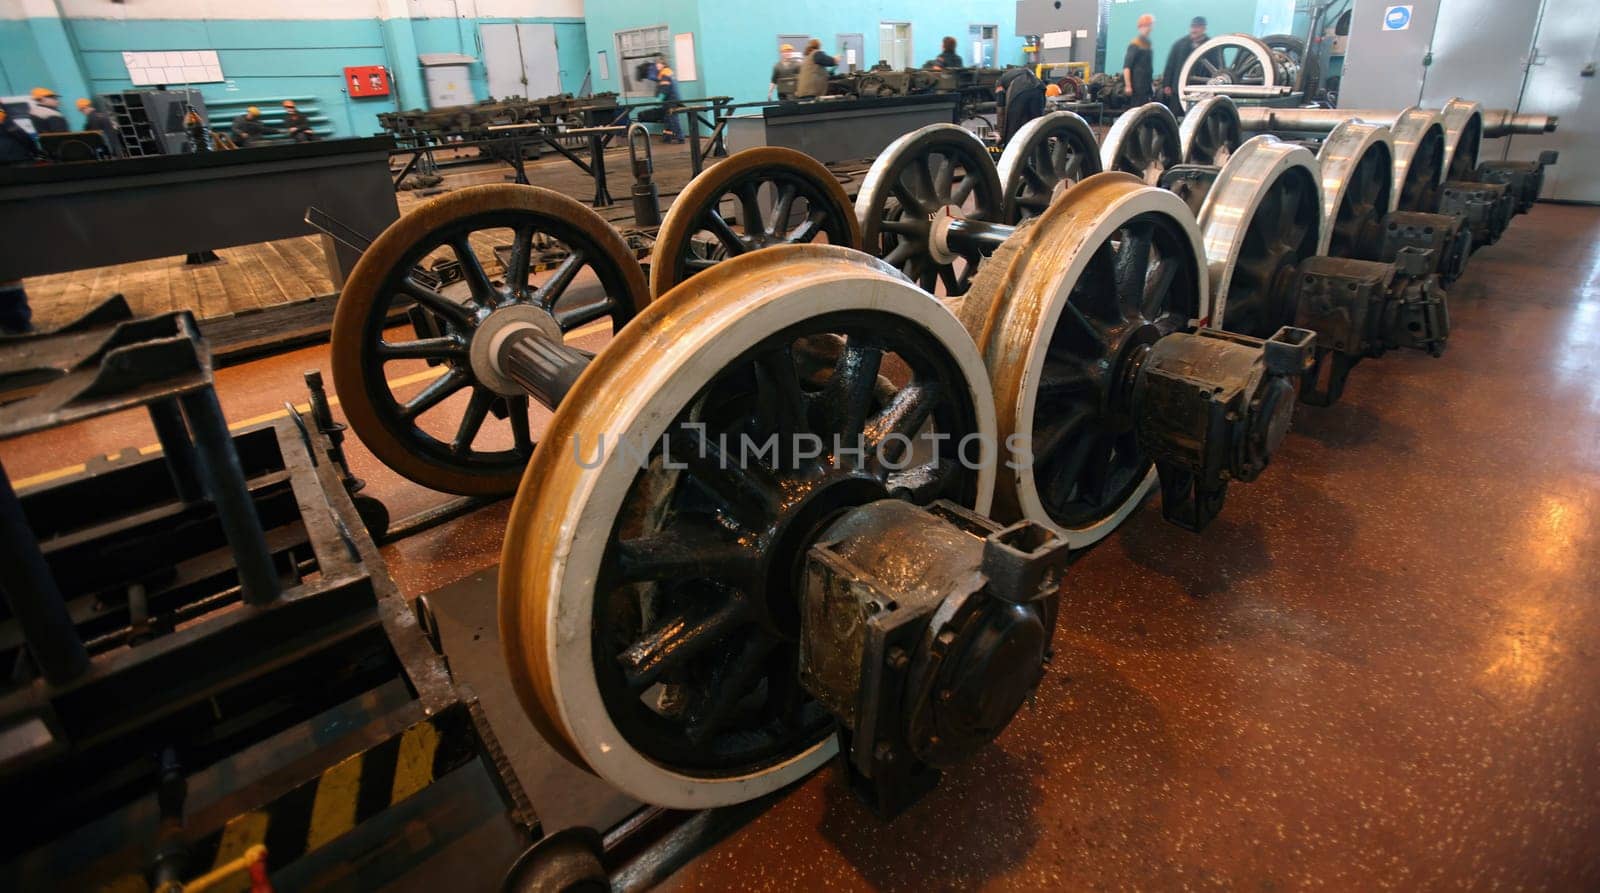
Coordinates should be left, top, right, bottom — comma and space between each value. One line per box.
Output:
420, 53, 477, 110
1016, 0, 1097, 37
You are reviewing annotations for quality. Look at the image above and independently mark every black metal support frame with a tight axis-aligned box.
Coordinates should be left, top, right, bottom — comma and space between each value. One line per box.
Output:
389, 125, 625, 206
0, 311, 539, 886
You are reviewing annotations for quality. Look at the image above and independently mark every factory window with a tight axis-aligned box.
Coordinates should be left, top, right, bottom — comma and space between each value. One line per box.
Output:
879, 22, 913, 70
968, 24, 998, 68
615, 25, 670, 97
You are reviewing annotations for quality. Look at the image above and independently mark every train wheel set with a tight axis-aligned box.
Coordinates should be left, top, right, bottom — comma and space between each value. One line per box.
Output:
328, 97, 1554, 816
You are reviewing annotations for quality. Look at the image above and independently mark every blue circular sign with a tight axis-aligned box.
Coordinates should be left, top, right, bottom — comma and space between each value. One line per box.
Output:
1385, 6, 1411, 29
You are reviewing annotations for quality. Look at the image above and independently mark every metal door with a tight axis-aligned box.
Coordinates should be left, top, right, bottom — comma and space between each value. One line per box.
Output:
482, 23, 562, 100
1507, 0, 1599, 202
837, 33, 864, 73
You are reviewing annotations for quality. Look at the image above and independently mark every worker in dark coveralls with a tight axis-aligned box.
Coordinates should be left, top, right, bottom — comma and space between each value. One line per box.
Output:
1163, 17, 1219, 114
996, 66, 1045, 145
933, 36, 963, 70
230, 106, 277, 147
282, 100, 319, 142
1122, 14, 1155, 105
0, 108, 38, 164
28, 87, 68, 134
76, 98, 122, 155
657, 66, 684, 143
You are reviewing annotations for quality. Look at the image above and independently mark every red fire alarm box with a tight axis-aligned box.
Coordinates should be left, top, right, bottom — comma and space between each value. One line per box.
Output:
345, 65, 391, 98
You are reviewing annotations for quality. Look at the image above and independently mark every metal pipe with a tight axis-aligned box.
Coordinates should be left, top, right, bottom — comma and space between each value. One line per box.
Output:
942, 217, 1013, 255
0, 458, 90, 683
179, 388, 281, 606
1238, 106, 1557, 137
147, 398, 202, 502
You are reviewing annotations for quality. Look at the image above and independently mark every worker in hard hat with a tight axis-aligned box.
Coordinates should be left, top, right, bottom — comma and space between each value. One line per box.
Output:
75, 97, 122, 156
28, 87, 68, 134
1122, 14, 1156, 106
282, 100, 319, 142
229, 105, 277, 148
769, 43, 801, 101
657, 66, 684, 144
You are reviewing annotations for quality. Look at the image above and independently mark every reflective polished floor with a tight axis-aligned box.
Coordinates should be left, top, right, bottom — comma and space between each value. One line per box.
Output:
654, 202, 1600, 890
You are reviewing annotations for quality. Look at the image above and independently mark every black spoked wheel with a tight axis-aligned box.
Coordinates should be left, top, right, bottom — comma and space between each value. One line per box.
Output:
649, 147, 859, 295
1221, 169, 1321, 337
590, 310, 982, 773
998, 111, 1102, 223
1329, 144, 1393, 260
1101, 105, 1183, 186
855, 124, 1004, 296
330, 185, 648, 496
1033, 213, 1199, 528
1398, 128, 1445, 213
1180, 97, 1243, 166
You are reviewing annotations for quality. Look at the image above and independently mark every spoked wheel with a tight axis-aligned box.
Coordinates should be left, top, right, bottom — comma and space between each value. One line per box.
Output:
1315, 120, 1394, 260
648, 147, 860, 296
1099, 103, 1182, 186
1178, 96, 1243, 166
500, 245, 998, 807
1198, 135, 1322, 338
1263, 34, 1318, 94
1391, 107, 1446, 213
331, 185, 649, 496
1177, 34, 1287, 111
1440, 97, 1484, 183
854, 123, 1005, 296
997, 111, 1102, 223
957, 172, 1207, 547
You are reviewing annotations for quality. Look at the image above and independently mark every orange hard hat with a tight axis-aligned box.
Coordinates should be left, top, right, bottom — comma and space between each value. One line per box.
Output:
31, 87, 58, 100
658, 66, 674, 78
282, 100, 296, 109
1045, 83, 1063, 97
76, 97, 92, 110
247, 106, 261, 116
1137, 13, 1154, 27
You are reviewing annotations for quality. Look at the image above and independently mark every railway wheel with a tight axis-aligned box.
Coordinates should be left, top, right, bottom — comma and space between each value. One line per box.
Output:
997, 111, 1102, 223
331, 184, 649, 496
648, 147, 860, 296
1099, 102, 1183, 186
499, 245, 998, 807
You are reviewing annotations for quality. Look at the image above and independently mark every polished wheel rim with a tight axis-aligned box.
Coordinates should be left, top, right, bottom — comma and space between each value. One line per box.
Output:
1440, 97, 1484, 182
1099, 103, 1183, 186
1199, 136, 1322, 337
649, 147, 860, 296
997, 111, 1102, 224
1391, 107, 1446, 213
958, 172, 1207, 547
1178, 96, 1243, 166
499, 245, 997, 807
1316, 120, 1393, 260
1177, 34, 1284, 111
855, 123, 1004, 296
330, 185, 649, 496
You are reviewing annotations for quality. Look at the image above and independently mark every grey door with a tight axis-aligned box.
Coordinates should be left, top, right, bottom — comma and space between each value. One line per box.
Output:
1506, 0, 1599, 202
482, 23, 562, 100
837, 33, 865, 73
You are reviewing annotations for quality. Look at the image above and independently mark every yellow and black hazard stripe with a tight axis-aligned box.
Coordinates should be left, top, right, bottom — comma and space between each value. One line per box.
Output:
181, 702, 479, 886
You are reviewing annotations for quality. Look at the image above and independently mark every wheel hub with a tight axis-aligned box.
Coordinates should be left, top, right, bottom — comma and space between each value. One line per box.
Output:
470, 303, 563, 397
760, 470, 890, 637
927, 204, 964, 266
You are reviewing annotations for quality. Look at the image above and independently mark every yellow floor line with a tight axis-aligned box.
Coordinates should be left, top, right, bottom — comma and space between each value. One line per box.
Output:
11, 318, 613, 493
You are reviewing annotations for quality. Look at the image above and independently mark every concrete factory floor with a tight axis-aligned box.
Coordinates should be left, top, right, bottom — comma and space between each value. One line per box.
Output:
3, 200, 1598, 889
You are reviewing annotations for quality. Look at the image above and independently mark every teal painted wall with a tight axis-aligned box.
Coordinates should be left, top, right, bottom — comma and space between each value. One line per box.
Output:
698, 0, 1029, 104
0, 20, 52, 96
1105, 2, 1258, 79
2, 15, 590, 137
579, 0, 704, 101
